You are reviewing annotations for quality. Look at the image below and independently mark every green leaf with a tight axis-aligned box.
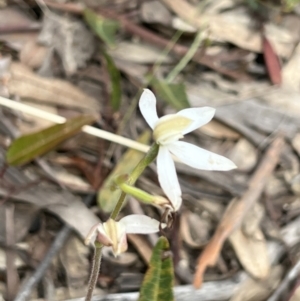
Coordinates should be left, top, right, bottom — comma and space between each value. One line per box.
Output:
283, 0, 300, 11
97, 130, 151, 213
150, 79, 190, 110
103, 51, 122, 111
138, 236, 174, 301
84, 9, 119, 47
6, 115, 95, 166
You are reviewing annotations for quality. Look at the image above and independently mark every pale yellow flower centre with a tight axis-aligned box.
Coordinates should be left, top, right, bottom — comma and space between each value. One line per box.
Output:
103, 219, 126, 255
153, 115, 192, 145
103, 219, 119, 244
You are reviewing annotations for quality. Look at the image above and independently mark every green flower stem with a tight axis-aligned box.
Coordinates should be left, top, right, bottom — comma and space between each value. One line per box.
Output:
85, 144, 159, 300
110, 143, 159, 219
129, 143, 159, 184
117, 182, 156, 204
110, 191, 126, 220
166, 29, 205, 83
85, 242, 103, 301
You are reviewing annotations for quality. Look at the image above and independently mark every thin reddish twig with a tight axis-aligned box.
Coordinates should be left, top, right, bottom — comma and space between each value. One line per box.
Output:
193, 135, 285, 288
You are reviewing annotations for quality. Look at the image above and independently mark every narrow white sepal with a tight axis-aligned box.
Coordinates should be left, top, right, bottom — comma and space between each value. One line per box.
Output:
138, 89, 159, 129
169, 141, 237, 171
176, 107, 215, 135
157, 146, 182, 210
119, 215, 161, 234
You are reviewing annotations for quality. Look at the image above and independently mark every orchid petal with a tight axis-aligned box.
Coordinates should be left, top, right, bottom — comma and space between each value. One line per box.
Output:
103, 219, 123, 247
169, 141, 237, 171
176, 107, 215, 134
139, 89, 159, 129
119, 215, 160, 234
114, 231, 128, 256
157, 146, 182, 210
84, 223, 99, 245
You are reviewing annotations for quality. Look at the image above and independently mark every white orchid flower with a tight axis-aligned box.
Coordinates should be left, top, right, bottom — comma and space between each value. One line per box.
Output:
85, 215, 161, 256
139, 89, 237, 211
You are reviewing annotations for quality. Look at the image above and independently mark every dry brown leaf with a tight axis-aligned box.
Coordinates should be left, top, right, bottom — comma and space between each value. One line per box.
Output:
229, 228, 270, 279
0, 203, 38, 243
180, 211, 212, 249
44, 167, 92, 192
59, 235, 90, 292
102, 247, 138, 266
292, 133, 300, 156
291, 174, 300, 196
200, 120, 241, 140
289, 286, 300, 301
262, 34, 282, 85
0, 248, 24, 270
113, 59, 149, 82
265, 175, 289, 198
127, 234, 153, 264
203, 0, 237, 14
7, 63, 100, 112
228, 138, 257, 172
0, 56, 11, 97
197, 199, 225, 218
242, 203, 265, 236
0, 32, 39, 52
109, 41, 173, 64
141, 1, 172, 26
19, 40, 48, 70
261, 88, 300, 118
282, 43, 300, 92
0, 7, 40, 32
171, 17, 197, 32
230, 265, 283, 301
162, 0, 296, 58
38, 13, 95, 75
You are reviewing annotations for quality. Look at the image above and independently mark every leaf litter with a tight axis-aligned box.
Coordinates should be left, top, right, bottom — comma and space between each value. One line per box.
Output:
1, 1, 300, 301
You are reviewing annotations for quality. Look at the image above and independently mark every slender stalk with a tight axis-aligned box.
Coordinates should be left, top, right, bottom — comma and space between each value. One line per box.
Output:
86, 143, 159, 298
110, 143, 159, 219
129, 143, 159, 184
166, 30, 205, 83
110, 191, 127, 220
85, 243, 103, 301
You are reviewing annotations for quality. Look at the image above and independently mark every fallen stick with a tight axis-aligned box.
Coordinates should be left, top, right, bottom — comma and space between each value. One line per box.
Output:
193, 135, 285, 288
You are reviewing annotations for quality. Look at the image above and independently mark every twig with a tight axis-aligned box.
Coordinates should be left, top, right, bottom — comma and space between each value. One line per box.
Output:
42, 0, 84, 14
267, 260, 300, 301
0, 24, 40, 34
85, 244, 103, 301
5, 204, 19, 301
193, 135, 285, 288
166, 30, 205, 83
14, 193, 95, 301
